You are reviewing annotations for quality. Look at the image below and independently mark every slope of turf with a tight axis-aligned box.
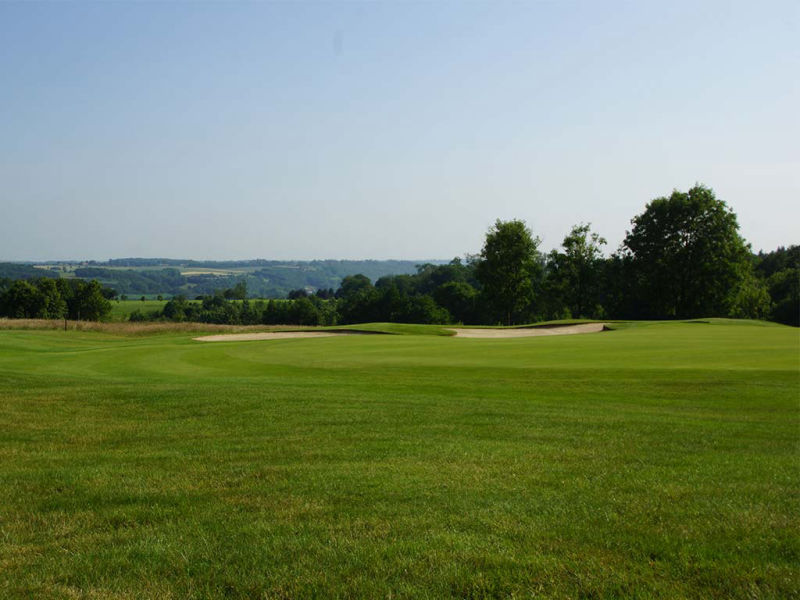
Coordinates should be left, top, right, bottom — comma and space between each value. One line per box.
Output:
0, 321, 797, 598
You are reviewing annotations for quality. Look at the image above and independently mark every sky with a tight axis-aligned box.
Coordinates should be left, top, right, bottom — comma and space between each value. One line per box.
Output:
1, 1, 797, 261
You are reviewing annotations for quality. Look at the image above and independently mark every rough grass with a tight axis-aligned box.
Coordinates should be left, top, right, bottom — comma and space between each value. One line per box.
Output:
0, 320, 797, 598
0, 319, 307, 336
0, 319, 451, 337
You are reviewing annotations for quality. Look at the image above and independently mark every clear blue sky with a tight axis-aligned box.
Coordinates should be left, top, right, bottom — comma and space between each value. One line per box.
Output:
1, 1, 797, 261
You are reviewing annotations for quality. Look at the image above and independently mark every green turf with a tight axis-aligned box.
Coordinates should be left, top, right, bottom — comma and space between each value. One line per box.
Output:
0, 321, 797, 598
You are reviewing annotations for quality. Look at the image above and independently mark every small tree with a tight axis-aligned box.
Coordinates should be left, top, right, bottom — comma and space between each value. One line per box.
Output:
434, 281, 477, 324
37, 278, 66, 319
767, 268, 800, 326
547, 224, 607, 318
73, 280, 112, 321
0, 280, 41, 318
163, 295, 190, 321
231, 281, 247, 300
289, 296, 321, 325
337, 274, 372, 299
728, 274, 772, 320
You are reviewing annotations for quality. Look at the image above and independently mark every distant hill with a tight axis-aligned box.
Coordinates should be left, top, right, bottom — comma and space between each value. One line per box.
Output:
0, 259, 447, 298
0, 263, 60, 281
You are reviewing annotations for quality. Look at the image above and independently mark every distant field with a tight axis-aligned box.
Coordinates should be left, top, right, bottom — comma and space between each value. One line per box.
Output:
108, 299, 295, 322
180, 269, 239, 276
0, 320, 797, 598
108, 299, 169, 320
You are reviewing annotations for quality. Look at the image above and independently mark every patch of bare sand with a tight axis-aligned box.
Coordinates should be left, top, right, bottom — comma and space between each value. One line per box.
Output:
449, 323, 606, 338
194, 331, 358, 342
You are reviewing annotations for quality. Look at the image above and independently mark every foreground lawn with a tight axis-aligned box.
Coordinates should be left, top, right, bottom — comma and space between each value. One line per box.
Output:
0, 321, 797, 598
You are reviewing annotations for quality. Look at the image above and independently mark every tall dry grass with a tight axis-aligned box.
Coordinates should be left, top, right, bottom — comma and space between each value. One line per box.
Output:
0, 319, 313, 336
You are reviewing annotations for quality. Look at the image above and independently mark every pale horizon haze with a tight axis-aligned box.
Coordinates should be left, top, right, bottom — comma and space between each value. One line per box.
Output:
1, 1, 797, 261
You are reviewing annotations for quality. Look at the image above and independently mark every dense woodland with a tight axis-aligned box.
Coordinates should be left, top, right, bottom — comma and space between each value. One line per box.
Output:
0, 278, 113, 321
1, 186, 798, 326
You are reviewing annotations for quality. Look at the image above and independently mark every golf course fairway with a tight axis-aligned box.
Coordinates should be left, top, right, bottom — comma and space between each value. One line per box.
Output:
1, 319, 798, 598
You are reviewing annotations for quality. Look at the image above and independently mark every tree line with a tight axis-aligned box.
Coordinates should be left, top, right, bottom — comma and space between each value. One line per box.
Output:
1, 185, 797, 326
136, 185, 797, 328
0, 278, 113, 321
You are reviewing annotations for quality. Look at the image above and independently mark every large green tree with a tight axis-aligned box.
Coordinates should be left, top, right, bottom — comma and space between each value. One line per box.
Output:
622, 185, 751, 318
475, 219, 542, 325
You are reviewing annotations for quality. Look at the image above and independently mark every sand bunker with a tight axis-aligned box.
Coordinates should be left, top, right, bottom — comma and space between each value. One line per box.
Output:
449, 323, 605, 338
194, 323, 606, 342
194, 331, 356, 342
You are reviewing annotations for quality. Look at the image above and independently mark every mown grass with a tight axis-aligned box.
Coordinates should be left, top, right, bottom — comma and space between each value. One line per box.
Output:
0, 321, 797, 598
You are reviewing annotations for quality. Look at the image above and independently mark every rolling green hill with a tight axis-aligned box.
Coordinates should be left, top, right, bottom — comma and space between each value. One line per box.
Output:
0, 320, 797, 598
1, 259, 440, 299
